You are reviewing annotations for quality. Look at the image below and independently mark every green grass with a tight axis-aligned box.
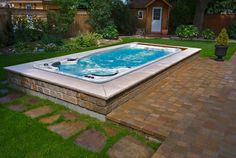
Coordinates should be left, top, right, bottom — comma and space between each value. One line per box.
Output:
0, 95, 160, 158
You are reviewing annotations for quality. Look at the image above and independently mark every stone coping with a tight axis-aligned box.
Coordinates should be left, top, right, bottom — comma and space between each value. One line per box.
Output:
5, 42, 201, 100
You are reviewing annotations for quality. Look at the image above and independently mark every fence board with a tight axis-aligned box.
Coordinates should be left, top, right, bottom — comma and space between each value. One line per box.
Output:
203, 14, 236, 34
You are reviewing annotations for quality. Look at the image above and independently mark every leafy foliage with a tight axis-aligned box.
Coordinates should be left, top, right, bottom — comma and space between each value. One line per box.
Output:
227, 22, 236, 39
41, 34, 64, 45
216, 28, 229, 45
207, 0, 236, 14
111, 0, 135, 35
201, 28, 215, 39
89, 0, 114, 33
102, 25, 119, 39
61, 33, 102, 51
175, 25, 199, 39
169, 0, 196, 33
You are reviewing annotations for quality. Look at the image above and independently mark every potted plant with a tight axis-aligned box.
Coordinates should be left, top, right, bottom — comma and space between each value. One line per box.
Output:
215, 28, 229, 61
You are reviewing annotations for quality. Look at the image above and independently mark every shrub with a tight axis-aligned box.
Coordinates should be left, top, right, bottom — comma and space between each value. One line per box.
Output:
216, 28, 229, 46
175, 25, 199, 39
102, 25, 119, 39
89, 0, 114, 33
227, 22, 236, 39
201, 28, 215, 39
14, 41, 35, 53
111, 0, 135, 35
41, 34, 63, 45
14, 28, 42, 43
61, 33, 102, 51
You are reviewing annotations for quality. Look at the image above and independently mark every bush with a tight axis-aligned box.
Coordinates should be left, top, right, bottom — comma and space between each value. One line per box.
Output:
102, 25, 119, 39
201, 28, 215, 39
61, 33, 102, 51
175, 25, 199, 39
111, 0, 135, 35
216, 28, 229, 46
14, 28, 42, 43
14, 41, 35, 53
41, 34, 63, 45
227, 22, 236, 39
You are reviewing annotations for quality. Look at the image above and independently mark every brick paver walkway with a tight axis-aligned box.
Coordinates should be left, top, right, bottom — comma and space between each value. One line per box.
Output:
108, 55, 236, 158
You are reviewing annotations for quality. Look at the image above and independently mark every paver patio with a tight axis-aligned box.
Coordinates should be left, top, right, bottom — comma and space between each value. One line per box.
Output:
108, 55, 236, 158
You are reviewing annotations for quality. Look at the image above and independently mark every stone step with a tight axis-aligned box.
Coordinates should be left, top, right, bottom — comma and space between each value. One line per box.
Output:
75, 128, 107, 152
108, 136, 154, 158
24, 106, 53, 119
47, 121, 87, 139
0, 93, 22, 104
8, 104, 27, 112
39, 114, 61, 124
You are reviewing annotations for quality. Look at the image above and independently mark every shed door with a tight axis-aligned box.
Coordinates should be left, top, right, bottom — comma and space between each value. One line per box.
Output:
151, 7, 162, 32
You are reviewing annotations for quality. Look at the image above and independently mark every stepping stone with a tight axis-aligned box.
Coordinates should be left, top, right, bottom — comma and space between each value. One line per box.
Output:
0, 80, 8, 85
108, 136, 154, 158
27, 98, 39, 104
24, 106, 53, 118
8, 104, 26, 112
62, 111, 78, 121
104, 127, 117, 137
75, 128, 107, 152
48, 121, 86, 139
39, 114, 61, 124
0, 93, 22, 104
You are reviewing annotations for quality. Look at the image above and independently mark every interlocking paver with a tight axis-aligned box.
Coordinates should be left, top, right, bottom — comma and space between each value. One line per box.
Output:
48, 121, 86, 138
108, 55, 236, 158
39, 114, 60, 124
24, 106, 53, 118
108, 136, 154, 158
75, 128, 106, 152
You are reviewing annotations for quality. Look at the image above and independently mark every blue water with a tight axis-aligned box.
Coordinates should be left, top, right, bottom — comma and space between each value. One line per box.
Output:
58, 46, 173, 77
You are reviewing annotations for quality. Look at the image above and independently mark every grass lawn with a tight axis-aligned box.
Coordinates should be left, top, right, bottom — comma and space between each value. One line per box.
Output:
0, 37, 236, 157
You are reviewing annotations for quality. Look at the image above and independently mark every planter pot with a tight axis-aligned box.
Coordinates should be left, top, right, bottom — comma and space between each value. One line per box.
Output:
215, 45, 228, 61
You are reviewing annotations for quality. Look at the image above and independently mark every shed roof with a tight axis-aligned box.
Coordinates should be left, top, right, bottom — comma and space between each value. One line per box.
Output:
129, 0, 171, 9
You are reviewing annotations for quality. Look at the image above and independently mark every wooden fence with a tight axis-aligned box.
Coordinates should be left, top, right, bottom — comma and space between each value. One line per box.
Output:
0, 8, 91, 37
67, 10, 92, 37
203, 13, 236, 34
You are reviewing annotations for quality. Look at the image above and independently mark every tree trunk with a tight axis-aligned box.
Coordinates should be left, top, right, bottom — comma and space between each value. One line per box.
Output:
193, 0, 210, 31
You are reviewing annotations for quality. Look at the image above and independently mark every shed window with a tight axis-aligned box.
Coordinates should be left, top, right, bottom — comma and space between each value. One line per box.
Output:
138, 10, 144, 19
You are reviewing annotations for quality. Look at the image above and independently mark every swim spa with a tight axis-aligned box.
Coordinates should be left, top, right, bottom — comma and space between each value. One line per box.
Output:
34, 44, 181, 83
5, 43, 201, 120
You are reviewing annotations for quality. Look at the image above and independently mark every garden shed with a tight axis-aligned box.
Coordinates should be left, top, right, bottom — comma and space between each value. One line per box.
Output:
129, 0, 171, 36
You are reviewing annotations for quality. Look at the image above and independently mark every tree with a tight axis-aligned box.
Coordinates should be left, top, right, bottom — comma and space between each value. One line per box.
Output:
193, 0, 210, 31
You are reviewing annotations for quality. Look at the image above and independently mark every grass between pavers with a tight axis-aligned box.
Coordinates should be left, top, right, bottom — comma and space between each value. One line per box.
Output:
0, 94, 160, 158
